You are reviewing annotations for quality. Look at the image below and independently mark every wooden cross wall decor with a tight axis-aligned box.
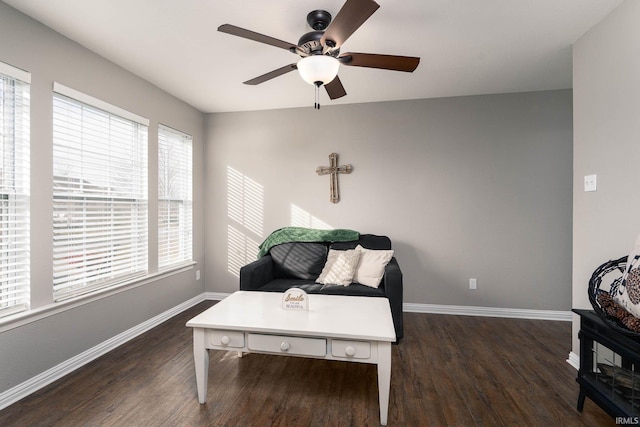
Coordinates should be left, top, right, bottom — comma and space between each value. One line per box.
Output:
316, 153, 352, 204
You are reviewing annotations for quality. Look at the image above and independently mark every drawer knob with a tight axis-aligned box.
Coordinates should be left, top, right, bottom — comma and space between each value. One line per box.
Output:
220, 336, 230, 346
280, 341, 290, 352
345, 346, 356, 357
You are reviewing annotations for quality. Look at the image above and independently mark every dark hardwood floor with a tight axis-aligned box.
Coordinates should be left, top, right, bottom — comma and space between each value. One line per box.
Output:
0, 301, 614, 426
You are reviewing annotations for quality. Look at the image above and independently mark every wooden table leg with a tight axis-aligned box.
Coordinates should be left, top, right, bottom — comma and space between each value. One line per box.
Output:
377, 341, 392, 426
193, 328, 209, 404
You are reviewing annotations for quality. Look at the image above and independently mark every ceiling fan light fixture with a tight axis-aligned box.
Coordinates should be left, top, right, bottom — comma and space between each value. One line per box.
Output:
297, 55, 340, 86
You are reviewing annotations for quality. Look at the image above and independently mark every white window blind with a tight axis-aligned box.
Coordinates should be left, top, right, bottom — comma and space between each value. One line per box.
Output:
158, 125, 192, 269
52, 86, 148, 300
0, 64, 30, 318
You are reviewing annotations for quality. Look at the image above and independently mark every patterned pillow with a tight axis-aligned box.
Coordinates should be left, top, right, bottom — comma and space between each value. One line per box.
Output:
316, 249, 361, 286
614, 234, 640, 318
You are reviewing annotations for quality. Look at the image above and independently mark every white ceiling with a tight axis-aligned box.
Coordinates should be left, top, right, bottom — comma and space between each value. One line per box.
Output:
3, 0, 623, 113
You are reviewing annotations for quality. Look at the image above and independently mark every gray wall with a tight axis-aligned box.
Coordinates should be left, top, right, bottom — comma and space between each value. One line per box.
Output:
205, 90, 573, 310
572, 0, 640, 354
0, 3, 205, 393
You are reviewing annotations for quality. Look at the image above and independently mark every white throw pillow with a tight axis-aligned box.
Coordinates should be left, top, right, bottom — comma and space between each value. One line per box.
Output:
316, 249, 362, 286
614, 234, 640, 318
353, 245, 394, 288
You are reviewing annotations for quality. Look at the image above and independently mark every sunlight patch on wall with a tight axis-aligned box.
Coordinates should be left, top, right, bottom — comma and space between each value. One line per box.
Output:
290, 203, 332, 229
227, 225, 260, 278
227, 166, 264, 277
227, 166, 263, 236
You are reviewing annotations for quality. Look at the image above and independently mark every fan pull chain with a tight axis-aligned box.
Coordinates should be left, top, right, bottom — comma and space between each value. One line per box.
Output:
314, 82, 321, 110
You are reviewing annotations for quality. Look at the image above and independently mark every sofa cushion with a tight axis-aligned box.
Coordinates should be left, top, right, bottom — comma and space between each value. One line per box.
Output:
270, 242, 328, 280
319, 283, 387, 297
353, 245, 394, 288
330, 234, 392, 251
316, 249, 362, 286
258, 279, 324, 294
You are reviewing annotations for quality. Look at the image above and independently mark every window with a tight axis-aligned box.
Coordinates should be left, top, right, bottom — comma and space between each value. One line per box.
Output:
52, 83, 148, 300
0, 63, 30, 318
158, 125, 192, 269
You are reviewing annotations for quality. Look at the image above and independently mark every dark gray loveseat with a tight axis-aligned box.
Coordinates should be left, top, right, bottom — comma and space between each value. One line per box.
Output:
239, 234, 403, 341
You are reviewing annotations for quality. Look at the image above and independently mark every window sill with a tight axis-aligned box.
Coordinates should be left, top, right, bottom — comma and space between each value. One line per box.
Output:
0, 262, 196, 333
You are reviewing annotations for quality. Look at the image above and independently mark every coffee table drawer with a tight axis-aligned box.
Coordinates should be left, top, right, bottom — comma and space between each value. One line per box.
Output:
332, 340, 371, 359
209, 330, 245, 348
248, 333, 326, 357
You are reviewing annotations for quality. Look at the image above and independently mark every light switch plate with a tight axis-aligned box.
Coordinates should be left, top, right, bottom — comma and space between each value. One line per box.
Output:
584, 174, 597, 192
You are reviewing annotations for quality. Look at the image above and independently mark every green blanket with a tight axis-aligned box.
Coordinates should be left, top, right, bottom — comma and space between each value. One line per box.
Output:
257, 227, 360, 258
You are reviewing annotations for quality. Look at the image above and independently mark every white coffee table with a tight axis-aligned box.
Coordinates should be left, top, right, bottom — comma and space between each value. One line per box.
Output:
186, 291, 396, 425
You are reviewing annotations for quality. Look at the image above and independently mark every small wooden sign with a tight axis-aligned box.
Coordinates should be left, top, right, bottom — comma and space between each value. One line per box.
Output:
282, 288, 309, 311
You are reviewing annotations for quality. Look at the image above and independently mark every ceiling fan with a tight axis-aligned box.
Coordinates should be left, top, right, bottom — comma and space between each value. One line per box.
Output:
218, 0, 420, 109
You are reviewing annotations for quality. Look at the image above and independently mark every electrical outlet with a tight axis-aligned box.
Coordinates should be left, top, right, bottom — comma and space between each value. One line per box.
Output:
584, 174, 597, 192
469, 278, 477, 290
196, 270, 200, 280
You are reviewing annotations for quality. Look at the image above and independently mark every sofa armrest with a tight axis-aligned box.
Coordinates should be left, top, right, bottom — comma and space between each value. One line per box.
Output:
240, 255, 275, 291
382, 257, 403, 341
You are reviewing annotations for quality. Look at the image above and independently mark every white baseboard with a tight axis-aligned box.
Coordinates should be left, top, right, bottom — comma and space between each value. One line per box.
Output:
0, 293, 206, 411
567, 351, 580, 370
403, 302, 572, 322
204, 291, 231, 301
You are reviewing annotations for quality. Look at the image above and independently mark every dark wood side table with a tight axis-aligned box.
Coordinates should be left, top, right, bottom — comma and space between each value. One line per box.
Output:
574, 309, 640, 419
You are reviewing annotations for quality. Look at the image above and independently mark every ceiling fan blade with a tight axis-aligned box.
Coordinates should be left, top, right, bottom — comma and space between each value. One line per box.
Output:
320, 0, 380, 50
339, 53, 420, 72
218, 24, 298, 52
243, 64, 298, 85
325, 76, 347, 100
